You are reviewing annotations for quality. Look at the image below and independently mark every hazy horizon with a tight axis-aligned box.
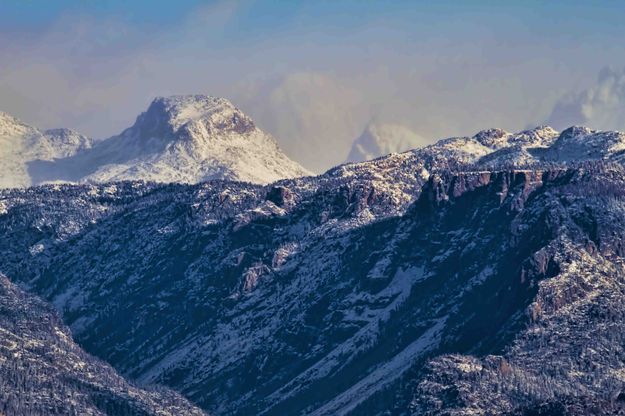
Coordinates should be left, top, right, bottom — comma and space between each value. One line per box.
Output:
2, 0, 625, 171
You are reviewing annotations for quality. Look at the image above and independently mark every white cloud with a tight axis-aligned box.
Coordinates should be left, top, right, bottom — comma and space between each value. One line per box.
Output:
547, 66, 625, 131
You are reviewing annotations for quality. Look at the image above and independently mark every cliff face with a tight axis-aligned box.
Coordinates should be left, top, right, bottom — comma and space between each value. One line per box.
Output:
421, 169, 577, 205
411, 167, 625, 416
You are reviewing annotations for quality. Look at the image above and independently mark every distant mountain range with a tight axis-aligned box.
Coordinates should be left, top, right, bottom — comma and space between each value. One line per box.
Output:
345, 122, 430, 163
342, 124, 625, 173
5, 93, 625, 191
0, 95, 309, 188
0, 112, 92, 188
2, 118, 625, 414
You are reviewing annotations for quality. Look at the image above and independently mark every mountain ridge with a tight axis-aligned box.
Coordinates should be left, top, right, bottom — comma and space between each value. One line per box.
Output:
0, 112, 93, 188
1, 95, 310, 188
2, 161, 625, 414
3, 121, 625, 414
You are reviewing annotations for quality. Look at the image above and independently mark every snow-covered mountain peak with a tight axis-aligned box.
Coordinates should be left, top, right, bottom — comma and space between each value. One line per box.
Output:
132, 95, 254, 141
545, 125, 625, 161
558, 125, 625, 150
0, 114, 95, 188
42, 128, 92, 155
529, 125, 559, 136
559, 125, 594, 139
43, 94, 311, 185
0, 110, 21, 123
0, 111, 35, 137
512, 125, 559, 146
1, 96, 310, 187
0, 110, 17, 123
472, 128, 511, 148
468, 126, 561, 150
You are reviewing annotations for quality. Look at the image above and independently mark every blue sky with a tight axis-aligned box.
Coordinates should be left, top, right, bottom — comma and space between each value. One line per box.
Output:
2, 1, 625, 170
3, 1, 623, 37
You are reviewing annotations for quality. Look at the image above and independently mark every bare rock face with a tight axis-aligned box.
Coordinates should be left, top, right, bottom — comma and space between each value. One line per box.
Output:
266, 185, 294, 208
419, 169, 561, 212
410, 168, 625, 416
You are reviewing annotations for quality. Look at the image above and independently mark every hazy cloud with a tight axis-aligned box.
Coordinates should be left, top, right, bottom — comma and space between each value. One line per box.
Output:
547, 67, 625, 132
232, 71, 397, 171
2, 2, 625, 171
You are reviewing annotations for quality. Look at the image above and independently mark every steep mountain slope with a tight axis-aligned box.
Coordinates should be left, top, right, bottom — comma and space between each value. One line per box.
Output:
28, 95, 310, 185
0, 274, 206, 416
345, 122, 430, 163
0, 112, 92, 188
3, 125, 625, 414
2, 162, 625, 415
411, 168, 625, 416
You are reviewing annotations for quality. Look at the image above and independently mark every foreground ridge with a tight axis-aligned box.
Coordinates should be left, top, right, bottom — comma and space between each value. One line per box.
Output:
0, 274, 206, 416
2, 160, 625, 414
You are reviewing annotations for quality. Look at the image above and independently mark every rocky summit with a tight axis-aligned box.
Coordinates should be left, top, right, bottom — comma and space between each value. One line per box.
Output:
2, 121, 625, 414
